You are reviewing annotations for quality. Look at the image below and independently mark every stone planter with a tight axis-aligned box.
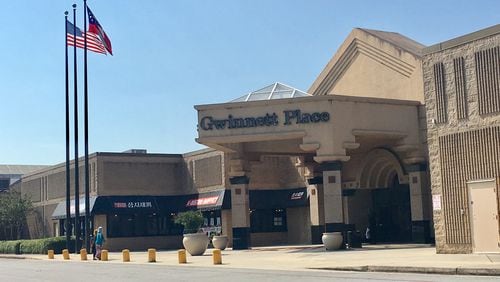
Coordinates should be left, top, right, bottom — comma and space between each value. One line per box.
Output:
212, 235, 228, 250
183, 233, 209, 256
322, 232, 343, 250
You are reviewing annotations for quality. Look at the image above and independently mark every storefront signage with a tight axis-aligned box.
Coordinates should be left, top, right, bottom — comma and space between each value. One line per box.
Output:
199, 109, 330, 130
290, 191, 305, 200
113, 201, 153, 209
186, 196, 219, 207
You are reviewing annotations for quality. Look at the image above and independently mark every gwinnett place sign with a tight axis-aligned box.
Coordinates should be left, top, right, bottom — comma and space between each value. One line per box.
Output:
199, 109, 330, 131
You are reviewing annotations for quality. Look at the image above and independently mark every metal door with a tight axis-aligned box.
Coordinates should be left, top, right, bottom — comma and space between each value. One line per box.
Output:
468, 180, 500, 253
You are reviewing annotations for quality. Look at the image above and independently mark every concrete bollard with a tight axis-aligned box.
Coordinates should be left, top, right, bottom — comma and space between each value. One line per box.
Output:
62, 249, 70, 260
148, 248, 156, 262
122, 249, 130, 262
213, 249, 222, 265
80, 248, 88, 261
47, 250, 54, 259
101, 250, 108, 261
178, 249, 186, 264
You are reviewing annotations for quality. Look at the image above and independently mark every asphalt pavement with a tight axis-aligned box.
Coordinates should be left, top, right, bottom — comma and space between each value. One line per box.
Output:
2, 244, 500, 276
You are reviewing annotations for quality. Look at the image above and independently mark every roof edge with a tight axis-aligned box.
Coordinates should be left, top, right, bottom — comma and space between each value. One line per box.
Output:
423, 24, 500, 55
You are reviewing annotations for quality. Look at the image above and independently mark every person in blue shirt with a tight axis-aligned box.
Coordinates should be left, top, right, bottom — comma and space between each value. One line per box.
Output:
95, 226, 105, 260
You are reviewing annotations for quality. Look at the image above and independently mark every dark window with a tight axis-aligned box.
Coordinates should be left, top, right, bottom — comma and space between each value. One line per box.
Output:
250, 209, 287, 233
0, 179, 10, 190
107, 213, 182, 238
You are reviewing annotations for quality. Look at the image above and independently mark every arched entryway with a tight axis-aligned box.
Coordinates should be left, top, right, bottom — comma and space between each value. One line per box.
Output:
352, 148, 412, 243
370, 174, 412, 243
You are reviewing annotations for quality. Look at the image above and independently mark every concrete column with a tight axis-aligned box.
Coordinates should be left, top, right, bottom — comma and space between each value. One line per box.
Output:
408, 164, 433, 243
229, 176, 251, 249
307, 179, 324, 244
322, 163, 344, 232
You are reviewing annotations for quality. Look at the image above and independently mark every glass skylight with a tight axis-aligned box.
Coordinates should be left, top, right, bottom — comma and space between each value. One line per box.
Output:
230, 82, 311, 102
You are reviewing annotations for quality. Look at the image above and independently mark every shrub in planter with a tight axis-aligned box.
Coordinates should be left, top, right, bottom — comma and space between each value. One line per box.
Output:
175, 210, 209, 256
174, 210, 204, 234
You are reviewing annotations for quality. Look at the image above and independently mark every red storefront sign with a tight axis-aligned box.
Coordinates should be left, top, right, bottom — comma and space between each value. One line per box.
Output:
186, 196, 219, 207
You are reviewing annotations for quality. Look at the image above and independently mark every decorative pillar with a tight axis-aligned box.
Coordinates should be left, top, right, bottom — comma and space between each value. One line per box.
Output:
321, 161, 344, 233
307, 174, 324, 244
229, 175, 250, 249
308, 161, 346, 244
408, 163, 433, 243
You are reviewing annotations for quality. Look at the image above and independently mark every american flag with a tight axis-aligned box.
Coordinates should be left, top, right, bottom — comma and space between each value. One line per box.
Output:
66, 20, 106, 55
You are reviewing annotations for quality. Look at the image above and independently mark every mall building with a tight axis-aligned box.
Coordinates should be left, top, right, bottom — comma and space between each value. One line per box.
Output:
423, 24, 500, 253
14, 25, 499, 253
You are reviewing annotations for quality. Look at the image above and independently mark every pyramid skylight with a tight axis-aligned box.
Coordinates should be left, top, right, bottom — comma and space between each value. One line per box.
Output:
230, 82, 311, 102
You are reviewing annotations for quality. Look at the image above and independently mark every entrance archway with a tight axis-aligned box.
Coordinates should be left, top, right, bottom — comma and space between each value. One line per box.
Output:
353, 148, 412, 243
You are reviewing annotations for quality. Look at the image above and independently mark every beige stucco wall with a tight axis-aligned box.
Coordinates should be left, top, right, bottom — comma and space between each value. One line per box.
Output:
196, 95, 424, 165
309, 28, 424, 103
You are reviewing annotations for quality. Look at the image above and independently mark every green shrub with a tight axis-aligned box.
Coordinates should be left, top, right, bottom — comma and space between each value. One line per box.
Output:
174, 210, 204, 234
0, 237, 75, 254
0, 240, 21, 254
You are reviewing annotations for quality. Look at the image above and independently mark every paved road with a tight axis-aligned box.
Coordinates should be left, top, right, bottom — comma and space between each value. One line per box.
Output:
1, 258, 499, 282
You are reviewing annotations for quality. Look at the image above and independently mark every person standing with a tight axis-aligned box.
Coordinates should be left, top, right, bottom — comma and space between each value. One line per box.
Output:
95, 226, 105, 260
90, 229, 97, 260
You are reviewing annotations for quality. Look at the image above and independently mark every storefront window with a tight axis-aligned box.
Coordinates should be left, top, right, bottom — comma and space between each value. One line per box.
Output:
201, 210, 222, 235
250, 209, 287, 233
107, 213, 182, 238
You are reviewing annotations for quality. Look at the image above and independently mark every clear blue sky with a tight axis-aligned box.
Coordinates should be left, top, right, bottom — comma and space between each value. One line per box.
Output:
1, 0, 498, 165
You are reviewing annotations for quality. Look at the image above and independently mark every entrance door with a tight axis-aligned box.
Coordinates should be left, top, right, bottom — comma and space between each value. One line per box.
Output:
468, 180, 500, 253
371, 177, 412, 243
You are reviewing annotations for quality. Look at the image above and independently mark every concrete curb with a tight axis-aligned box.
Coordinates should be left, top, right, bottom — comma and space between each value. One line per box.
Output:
310, 266, 500, 276
0, 255, 30, 260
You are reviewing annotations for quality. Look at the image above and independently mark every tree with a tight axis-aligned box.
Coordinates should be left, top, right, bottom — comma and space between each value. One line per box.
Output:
0, 191, 34, 240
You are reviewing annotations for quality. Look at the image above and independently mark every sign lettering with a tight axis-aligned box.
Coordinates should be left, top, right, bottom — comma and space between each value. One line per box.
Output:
199, 109, 330, 131
290, 191, 305, 200
186, 196, 219, 207
113, 201, 153, 209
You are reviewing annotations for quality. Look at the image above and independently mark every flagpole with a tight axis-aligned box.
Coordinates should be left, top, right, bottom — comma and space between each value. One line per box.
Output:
64, 10, 71, 252
83, 0, 91, 253
72, 3, 81, 253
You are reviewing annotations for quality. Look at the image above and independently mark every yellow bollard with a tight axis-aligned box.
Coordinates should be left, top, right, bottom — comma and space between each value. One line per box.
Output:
213, 249, 222, 265
101, 250, 108, 261
148, 248, 156, 262
80, 248, 88, 261
178, 249, 186, 264
62, 249, 70, 260
47, 250, 54, 259
122, 249, 130, 262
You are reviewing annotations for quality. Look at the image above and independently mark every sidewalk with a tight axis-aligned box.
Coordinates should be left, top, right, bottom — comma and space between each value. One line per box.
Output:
2, 244, 500, 276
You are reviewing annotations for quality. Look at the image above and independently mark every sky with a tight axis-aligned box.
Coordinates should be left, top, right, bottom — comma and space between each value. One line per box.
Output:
1, 0, 499, 165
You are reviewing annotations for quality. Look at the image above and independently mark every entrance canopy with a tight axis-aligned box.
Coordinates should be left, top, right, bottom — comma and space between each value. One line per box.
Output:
195, 84, 424, 164
51, 196, 98, 219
